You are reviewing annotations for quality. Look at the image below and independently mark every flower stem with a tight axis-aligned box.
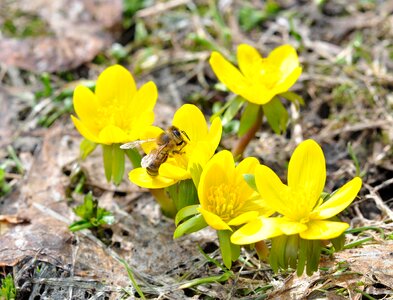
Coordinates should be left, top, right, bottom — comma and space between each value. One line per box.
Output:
149, 188, 177, 218
232, 106, 263, 159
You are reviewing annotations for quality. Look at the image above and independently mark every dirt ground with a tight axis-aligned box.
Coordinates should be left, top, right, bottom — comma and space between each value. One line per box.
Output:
1, 0, 393, 299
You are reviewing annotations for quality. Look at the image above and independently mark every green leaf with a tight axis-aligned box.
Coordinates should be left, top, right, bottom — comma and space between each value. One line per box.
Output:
0, 274, 16, 299
69, 220, 93, 232
98, 208, 115, 225
343, 237, 373, 249
73, 192, 95, 219
7, 145, 24, 174
243, 174, 257, 191
238, 6, 265, 32
230, 242, 240, 262
269, 235, 287, 272
277, 235, 288, 270
347, 142, 362, 177
238, 1, 280, 32
112, 144, 125, 185
120, 258, 146, 300
217, 230, 233, 269
222, 96, 245, 126
173, 214, 207, 239
238, 102, 261, 137
189, 163, 203, 189
345, 226, 385, 239
166, 179, 199, 212
210, 95, 242, 123
69, 193, 114, 232
286, 234, 299, 269
279, 91, 305, 108
0, 168, 11, 196
297, 237, 307, 276
124, 148, 142, 168
331, 233, 345, 251
262, 97, 288, 135
178, 272, 232, 290
102, 144, 113, 182
306, 240, 321, 276
175, 205, 200, 226
80, 139, 97, 160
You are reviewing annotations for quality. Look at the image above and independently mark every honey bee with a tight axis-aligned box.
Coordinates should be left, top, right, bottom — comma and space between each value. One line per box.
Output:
120, 126, 190, 176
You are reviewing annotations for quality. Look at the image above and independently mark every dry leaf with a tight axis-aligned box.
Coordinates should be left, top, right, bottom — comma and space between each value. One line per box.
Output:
0, 0, 122, 72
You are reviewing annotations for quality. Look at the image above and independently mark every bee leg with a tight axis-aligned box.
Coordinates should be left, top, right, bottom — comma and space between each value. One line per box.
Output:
171, 149, 186, 155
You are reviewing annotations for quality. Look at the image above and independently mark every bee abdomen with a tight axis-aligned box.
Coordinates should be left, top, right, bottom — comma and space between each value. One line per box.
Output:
146, 151, 169, 176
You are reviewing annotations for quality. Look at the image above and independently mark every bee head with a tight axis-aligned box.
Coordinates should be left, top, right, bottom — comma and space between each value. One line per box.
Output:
170, 126, 190, 143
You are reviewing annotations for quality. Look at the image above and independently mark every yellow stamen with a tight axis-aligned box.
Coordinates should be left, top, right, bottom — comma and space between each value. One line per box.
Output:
206, 184, 241, 222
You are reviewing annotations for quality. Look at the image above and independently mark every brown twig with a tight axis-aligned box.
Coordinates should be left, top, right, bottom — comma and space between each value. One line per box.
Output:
232, 106, 263, 159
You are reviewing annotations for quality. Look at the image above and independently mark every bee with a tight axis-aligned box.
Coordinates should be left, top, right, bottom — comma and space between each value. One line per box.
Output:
120, 126, 190, 176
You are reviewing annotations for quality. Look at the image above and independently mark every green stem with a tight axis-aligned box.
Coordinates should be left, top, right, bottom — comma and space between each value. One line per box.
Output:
149, 188, 177, 218
232, 106, 263, 159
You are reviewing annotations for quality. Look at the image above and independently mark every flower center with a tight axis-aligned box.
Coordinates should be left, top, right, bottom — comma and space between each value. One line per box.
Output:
206, 184, 241, 222
95, 98, 134, 131
255, 59, 282, 89
283, 188, 316, 222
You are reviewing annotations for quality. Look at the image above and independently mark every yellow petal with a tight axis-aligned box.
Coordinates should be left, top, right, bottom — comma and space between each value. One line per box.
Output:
73, 85, 100, 127
198, 207, 231, 231
188, 141, 213, 168
129, 81, 158, 117
209, 52, 250, 96
206, 117, 223, 152
246, 199, 276, 217
231, 217, 284, 245
278, 219, 308, 235
288, 139, 326, 210
268, 44, 299, 74
255, 164, 291, 215
172, 104, 208, 142
198, 151, 233, 207
95, 65, 136, 106
140, 126, 164, 153
239, 85, 275, 105
236, 156, 259, 175
274, 67, 302, 95
98, 125, 129, 144
228, 211, 259, 226
159, 162, 189, 180
300, 220, 349, 240
312, 177, 362, 219
129, 111, 156, 139
235, 156, 260, 199
129, 168, 176, 189
71, 115, 100, 143
237, 44, 262, 79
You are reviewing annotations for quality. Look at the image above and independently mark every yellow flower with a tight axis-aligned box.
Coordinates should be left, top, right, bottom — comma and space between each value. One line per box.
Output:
198, 150, 274, 231
231, 139, 362, 245
71, 65, 157, 145
129, 104, 222, 189
209, 44, 302, 105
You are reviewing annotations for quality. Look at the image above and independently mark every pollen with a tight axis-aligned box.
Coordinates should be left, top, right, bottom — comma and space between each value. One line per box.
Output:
206, 184, 242, 222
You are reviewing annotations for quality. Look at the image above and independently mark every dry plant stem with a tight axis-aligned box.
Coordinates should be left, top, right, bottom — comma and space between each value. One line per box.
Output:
232, 106, 263, 159
149, 188, 177, 218
255, 240, 269, 260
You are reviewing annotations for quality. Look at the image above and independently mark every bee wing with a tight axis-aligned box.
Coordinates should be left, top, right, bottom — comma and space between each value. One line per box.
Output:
141, 150, 157, 168
120, 138, 156, 149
